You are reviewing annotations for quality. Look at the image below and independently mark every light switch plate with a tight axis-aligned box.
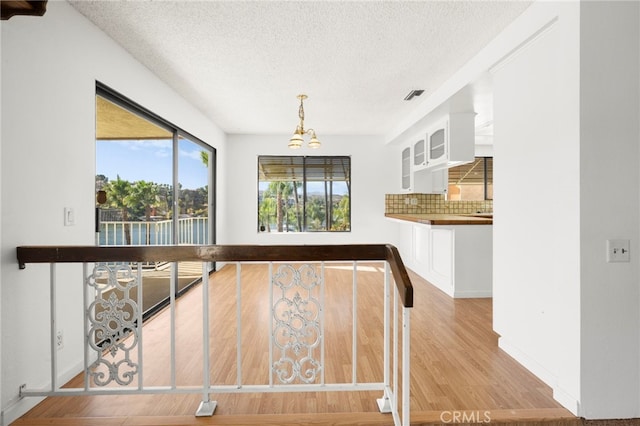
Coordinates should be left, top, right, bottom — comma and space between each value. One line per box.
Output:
64, 207, 75, 226
606, 239, 630, 263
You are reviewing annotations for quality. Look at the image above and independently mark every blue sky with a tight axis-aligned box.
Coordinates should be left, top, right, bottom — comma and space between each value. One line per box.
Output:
96, 139, 209, 190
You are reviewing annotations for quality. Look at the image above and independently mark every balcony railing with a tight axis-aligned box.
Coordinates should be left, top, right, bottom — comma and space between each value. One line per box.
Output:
98, 217, 209, 246
16, 244, 413, 425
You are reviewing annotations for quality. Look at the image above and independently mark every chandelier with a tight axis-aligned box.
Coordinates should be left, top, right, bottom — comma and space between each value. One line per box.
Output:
288, 94, 321, 149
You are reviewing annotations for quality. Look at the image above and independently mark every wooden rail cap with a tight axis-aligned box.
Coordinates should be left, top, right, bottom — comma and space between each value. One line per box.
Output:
16, 244, 413, 308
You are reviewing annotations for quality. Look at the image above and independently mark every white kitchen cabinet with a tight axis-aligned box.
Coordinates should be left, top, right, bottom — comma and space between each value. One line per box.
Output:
413, 138, 427, 170
395, 220, 413, 267
427, 124, 447, 167
428, 227, 454, 289
401, 144, 443, 193
401, 146, 411, 191
401, 112, 473, 193
427, 113, 476, 170
411, 224, 430, 278
388, 218, 493, 298
413, 167, 448, 194
427, 224, 493, 298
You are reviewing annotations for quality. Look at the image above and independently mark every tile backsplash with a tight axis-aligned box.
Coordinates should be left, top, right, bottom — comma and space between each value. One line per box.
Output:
385, 193, 493, 215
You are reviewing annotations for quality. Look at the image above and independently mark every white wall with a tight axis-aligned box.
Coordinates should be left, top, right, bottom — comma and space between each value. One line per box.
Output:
493, 0, 640, 419
0, 2, 226, 423
578, 1, 640, 418
226, 134, 398, 246
492, 1, 581, 413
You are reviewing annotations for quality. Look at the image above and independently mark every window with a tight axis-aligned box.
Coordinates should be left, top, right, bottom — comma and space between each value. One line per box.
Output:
447, 157, 493, 201
258, 156, 351, 232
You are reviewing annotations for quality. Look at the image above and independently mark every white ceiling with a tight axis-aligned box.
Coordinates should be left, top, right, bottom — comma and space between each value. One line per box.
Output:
69, 0, 531, 138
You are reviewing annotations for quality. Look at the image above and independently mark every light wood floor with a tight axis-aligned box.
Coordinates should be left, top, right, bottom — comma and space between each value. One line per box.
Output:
13, 263, 577, 425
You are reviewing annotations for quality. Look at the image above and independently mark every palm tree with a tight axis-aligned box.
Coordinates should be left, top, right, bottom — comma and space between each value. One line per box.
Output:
104, 175, 134, 244
129, 181, 160, 244
130, 180, 160, 221
305, 196, 325, 231
258, 197, 276, 232
291, 181, 303, 231
260, 181, 293, 232
200, 150, 209, 167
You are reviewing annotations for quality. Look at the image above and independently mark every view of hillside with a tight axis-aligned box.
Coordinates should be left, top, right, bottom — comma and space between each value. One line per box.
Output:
258, 181, 350, 232
96, 174, 208, 222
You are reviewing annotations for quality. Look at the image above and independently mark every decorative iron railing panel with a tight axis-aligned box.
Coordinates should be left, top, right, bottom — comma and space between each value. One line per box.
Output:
86, 263, 142, 387
270, 263, 323, 385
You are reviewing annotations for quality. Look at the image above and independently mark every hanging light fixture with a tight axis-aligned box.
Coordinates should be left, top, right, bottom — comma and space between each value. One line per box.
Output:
288, 94, 321, 149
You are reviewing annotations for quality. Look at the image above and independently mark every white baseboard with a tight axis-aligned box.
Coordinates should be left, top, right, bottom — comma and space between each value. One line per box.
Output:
2, 357, 86, 426
2, 396, 46, 426
553, 386, 580, 416
498, 336, 579, 416
453, 290, 492, 298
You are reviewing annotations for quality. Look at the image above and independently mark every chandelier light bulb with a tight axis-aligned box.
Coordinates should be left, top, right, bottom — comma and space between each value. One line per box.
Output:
288, 94, 321, 149
288, 132, 303, 149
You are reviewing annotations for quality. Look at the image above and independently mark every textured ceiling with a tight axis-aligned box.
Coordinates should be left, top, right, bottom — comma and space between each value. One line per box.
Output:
69, 0, 531, 137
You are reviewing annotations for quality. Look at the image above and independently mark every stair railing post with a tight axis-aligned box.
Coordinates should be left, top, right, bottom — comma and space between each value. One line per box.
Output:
196, 262, 216, 416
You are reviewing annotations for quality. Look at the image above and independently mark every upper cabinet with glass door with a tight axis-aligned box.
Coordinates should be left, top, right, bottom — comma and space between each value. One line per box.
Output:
427, 124, 447, 168
427, 113, 475, 170
413, 138, 427, 170
401, 146, 411, 191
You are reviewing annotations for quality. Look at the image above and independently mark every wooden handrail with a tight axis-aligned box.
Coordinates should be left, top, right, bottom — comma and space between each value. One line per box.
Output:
16, 244, 413, 307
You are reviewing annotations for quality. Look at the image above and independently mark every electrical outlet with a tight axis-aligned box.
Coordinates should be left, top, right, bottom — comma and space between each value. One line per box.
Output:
410, 198, 418, 205
606, 239, 630, 263
56, 330, 63, 350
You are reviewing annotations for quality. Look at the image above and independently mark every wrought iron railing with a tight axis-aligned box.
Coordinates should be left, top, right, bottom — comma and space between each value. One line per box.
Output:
16, 244, 413, 425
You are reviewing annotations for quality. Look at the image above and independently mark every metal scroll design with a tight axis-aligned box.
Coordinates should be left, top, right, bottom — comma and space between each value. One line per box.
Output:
271, 263, 322, 384
86, 263, 139, 387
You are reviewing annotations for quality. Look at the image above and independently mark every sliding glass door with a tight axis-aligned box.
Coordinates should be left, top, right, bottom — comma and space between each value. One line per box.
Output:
95, 85, 215, 317
175, 134, 214, 292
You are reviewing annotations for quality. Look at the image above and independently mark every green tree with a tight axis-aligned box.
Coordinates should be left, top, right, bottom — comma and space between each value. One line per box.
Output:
332, 194, 350, 231
305, 196, 325, 231
95, 174, 109, 192
258, 197, 276, 232
195, 186, 208, 216
104, 175, 134, 244
157, 183, 172, 218
264, 181, 294, 232
200, 150, 209, 167
130, 180, 160, 221
128, 180, 160, 244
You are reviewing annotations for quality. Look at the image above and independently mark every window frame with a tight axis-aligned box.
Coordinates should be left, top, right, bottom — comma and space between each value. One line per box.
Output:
257, 155, 351, 233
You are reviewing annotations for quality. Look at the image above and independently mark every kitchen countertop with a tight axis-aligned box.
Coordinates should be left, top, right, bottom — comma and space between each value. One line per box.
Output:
385, 213, 493, 225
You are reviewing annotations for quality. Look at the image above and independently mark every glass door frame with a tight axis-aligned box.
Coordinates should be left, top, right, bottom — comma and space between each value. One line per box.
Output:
173, 131, 217, 294
96, 82, 216, 315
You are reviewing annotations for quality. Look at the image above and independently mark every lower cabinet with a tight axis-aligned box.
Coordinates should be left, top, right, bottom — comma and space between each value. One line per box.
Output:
411, 224, 430, 278
428, 228, 454, 290
395, 220, 492, 298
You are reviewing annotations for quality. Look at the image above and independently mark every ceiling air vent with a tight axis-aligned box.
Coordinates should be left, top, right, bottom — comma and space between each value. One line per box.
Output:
404, 89, 424, 101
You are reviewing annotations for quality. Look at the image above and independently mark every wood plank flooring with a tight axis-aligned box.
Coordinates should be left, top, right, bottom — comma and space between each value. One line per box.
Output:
13, 263, 577, 425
